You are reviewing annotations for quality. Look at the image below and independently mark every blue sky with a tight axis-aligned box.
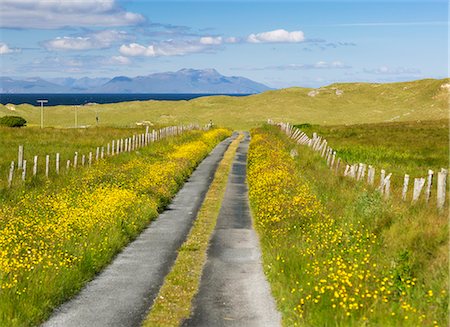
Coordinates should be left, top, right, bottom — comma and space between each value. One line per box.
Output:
0, 0, 447, 87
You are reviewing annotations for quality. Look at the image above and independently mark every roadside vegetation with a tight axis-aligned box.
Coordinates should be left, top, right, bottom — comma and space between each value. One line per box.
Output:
247, 125, 448, 326
143, 133, 243, 327
0, 126, 144, 190
296, 119, 449, 189
0, 128, 231, 327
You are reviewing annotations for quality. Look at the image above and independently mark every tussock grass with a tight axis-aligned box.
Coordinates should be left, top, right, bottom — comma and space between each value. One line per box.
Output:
247, 125, 448, 326
142, 133, 243, 327
1, 78, 448, 130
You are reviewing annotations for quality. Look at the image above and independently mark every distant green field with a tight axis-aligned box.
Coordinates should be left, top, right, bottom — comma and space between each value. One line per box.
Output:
0, 126, 150, 190
296, 119, 449, 188
1, 78, 448, 130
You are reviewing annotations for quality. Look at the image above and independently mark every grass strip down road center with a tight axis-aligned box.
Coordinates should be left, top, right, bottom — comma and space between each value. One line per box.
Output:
142, 133, 244, 327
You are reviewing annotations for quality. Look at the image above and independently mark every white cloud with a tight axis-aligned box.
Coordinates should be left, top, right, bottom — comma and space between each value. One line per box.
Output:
44, 30, 130, 51
120, 43, 156, 57
109, 55, 131, 65
199, 36, 223, 45
364, 66, 421, 75
225, 37, 239, 44
247, 29, 305, 43
0, 0, 144, 29
0, 43, 18, 55
120, 41, 207, 57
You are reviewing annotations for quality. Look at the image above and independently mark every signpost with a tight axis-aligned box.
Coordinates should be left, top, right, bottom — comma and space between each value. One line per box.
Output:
37, 99, 48, 128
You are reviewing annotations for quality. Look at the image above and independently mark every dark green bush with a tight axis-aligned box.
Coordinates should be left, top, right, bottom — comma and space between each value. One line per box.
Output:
0, 116, 27, 127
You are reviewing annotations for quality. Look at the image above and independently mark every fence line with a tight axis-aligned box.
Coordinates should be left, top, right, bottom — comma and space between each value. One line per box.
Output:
4, 123, 208, 189
270, 120, 448, 212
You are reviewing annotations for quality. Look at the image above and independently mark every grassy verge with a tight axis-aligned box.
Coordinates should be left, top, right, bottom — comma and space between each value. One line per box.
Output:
142, 133, 243, 327
0, 128, 231, 326
247, 125, 448, 326
0, 126, 145, 188
296, 119, 449, 189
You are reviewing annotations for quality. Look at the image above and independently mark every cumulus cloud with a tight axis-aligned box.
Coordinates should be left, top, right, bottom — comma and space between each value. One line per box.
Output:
199, 36, 223, 45
0, 42, 19, 55
247, 29, 305, 43
120, 40, 209, 57
0, 0, 145, 29
109, 55, 131, 65
44, 30, 130, 51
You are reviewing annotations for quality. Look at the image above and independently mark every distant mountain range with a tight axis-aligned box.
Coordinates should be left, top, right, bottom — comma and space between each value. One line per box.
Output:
0, 69, 272, 94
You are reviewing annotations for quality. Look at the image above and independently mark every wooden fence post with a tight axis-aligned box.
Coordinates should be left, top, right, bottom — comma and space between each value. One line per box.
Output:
335, 158, 341, 174
112, 140, 115, 155
74, 152, 78, 168
18, 145, 24, 170
368, 166, 375, 185
330, 151, 336, 170
96, 147, 100, 161
437, 169, 448, 211
66, 160, 71, 171
344, 164, 350, 176
101, 147, 104, 159
383, 173, 392, 199
107, 143, 110, 156
45, 155, 50, 178
8, 161, 14, 188
33, 155, 38, 176
22, 160, 27, 181
56, 153, 60, 174
425, 170, 433, 203
82, 155, 85, 166
402, 174, 410, 201
412, 178, 426, 203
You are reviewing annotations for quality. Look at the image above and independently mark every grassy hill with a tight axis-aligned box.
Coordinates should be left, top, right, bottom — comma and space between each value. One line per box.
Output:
1, 78, 448, 130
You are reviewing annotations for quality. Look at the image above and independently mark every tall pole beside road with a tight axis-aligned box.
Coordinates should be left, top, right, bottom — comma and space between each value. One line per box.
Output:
37, 99, 48, 129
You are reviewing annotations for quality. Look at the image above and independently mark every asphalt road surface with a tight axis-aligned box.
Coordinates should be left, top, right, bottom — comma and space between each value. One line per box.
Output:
42, 134, 236, 327
183, 132, 281, 327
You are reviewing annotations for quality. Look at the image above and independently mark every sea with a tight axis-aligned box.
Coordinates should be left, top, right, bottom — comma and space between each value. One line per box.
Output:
0, 93, 250, 106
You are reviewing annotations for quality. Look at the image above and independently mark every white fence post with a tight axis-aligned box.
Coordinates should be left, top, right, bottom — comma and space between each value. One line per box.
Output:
21, 160, 27, 181
74, 152, 78, 168
412, 178, 426, 203
425, 170, 433, 203
8, 161, 14, 188
402, 174, 410, 201
45, 155, 50, 178
33, 155, 38, 176
56, 153, 60, 175
18, 145, 24, 170
437, 169, 448, 211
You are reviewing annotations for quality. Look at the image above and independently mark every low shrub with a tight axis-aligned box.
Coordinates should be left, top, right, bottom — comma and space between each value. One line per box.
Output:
0, 116, 27, 128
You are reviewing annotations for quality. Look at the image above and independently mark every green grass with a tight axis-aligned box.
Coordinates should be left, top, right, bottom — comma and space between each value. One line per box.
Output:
247, 125, 448, 326
0, 128, 231, 327
1, 78, 448, 130
142, 133, 243, 327
0, 126, 149, 189
295, 119, 449, 190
